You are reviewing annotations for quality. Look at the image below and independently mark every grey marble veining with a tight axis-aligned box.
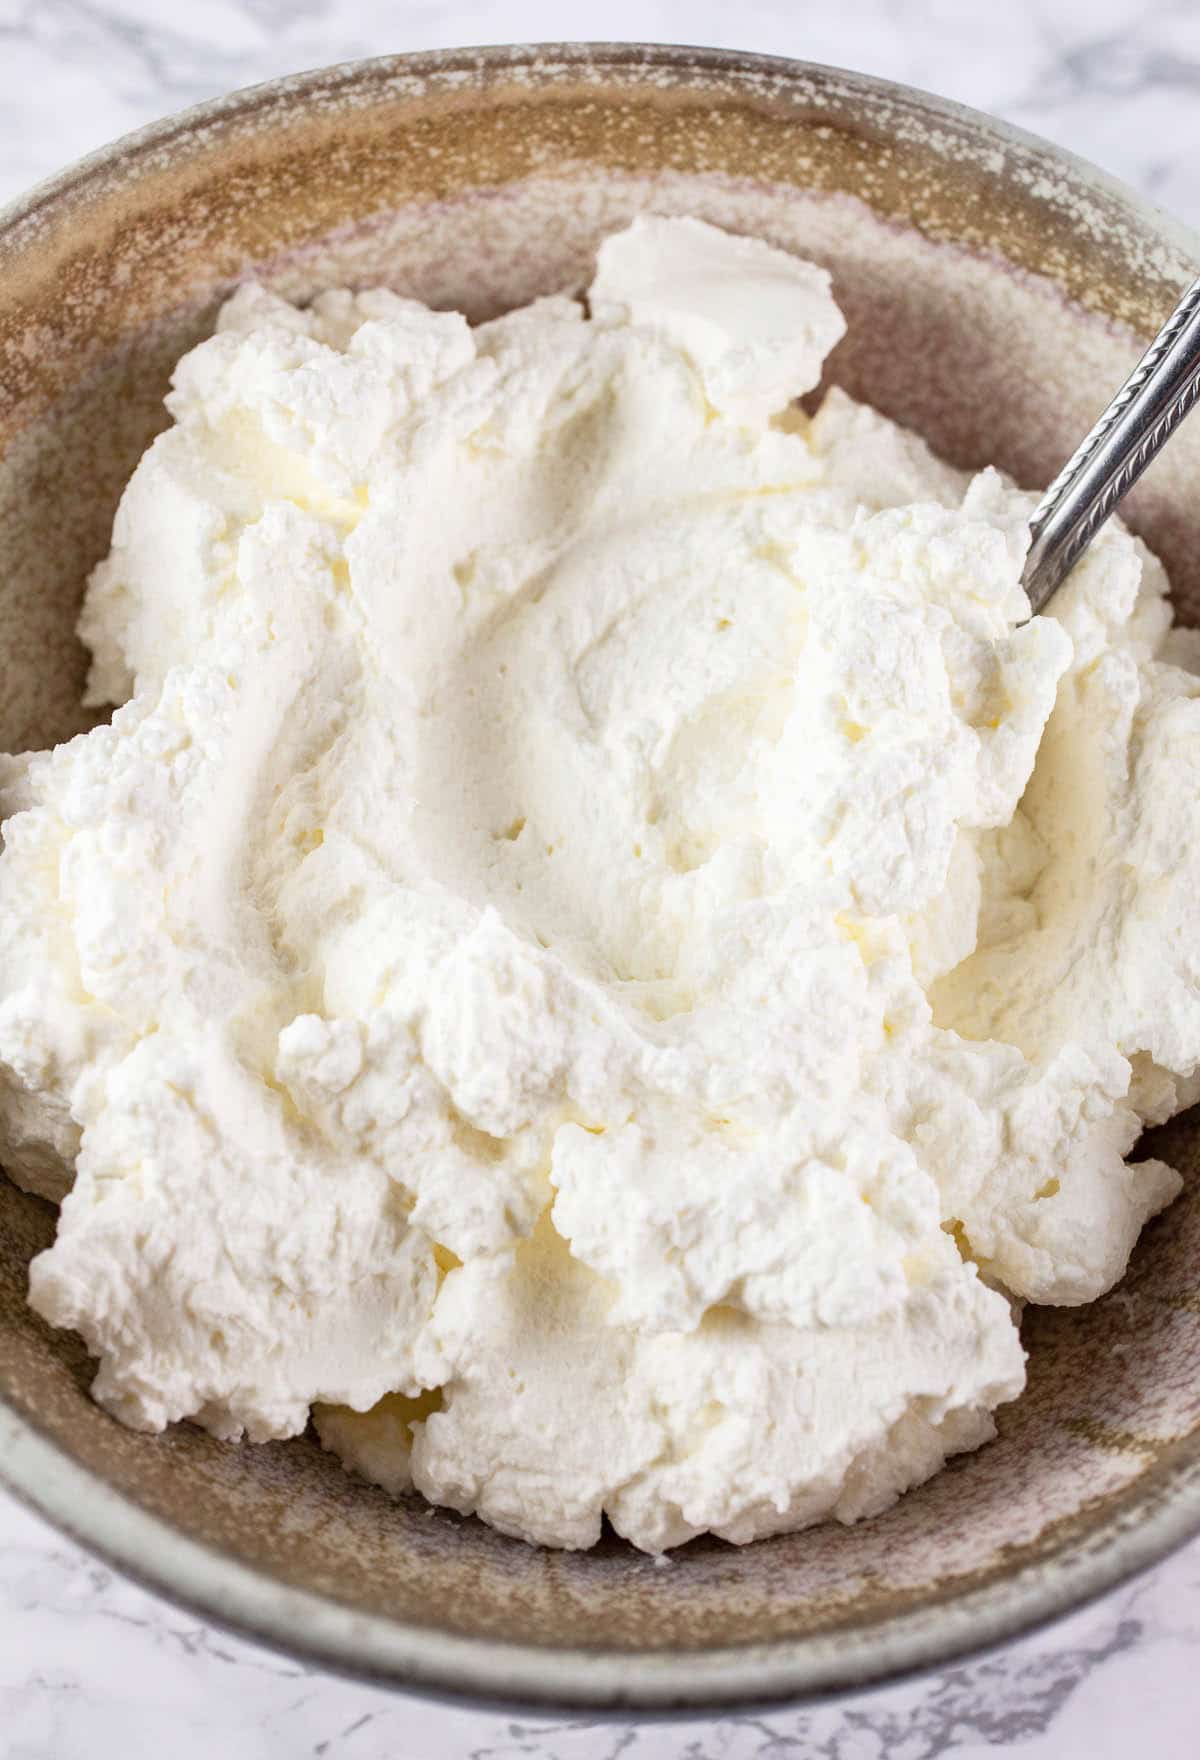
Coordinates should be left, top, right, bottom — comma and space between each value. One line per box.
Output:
2, 2, 1200, 1755
5, 1482, 1200, 1759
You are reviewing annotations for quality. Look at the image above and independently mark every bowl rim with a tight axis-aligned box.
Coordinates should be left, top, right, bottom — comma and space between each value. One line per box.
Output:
5, 1393, 1197, 1716
3, 37, 1200, 1715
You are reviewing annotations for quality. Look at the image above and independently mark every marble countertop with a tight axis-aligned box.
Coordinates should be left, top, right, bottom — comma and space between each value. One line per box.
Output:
3, 1, 1200, 1754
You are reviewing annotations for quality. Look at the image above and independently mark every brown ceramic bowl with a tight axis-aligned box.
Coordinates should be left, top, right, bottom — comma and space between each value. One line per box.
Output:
3, 43, 1200, 1715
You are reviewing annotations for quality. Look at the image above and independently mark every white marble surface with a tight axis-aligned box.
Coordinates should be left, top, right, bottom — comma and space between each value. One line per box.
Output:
3, 0, 1200, 1753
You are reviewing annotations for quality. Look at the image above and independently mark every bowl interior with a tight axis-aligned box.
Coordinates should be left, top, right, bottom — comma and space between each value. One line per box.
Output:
3, 46, 1200, 1707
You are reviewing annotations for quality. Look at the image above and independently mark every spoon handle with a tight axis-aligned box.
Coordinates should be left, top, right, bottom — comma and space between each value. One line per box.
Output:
1021, 276, 1200, 614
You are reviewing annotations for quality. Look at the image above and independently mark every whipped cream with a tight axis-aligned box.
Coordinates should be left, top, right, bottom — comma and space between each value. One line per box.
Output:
1, 216, 1192, 1552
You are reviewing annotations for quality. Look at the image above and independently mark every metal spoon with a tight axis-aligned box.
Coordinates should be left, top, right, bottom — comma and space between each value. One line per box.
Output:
1021, 276, 1200, 614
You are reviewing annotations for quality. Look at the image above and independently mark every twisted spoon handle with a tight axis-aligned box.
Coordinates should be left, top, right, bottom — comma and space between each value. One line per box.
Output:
1021, 275, 1200, 614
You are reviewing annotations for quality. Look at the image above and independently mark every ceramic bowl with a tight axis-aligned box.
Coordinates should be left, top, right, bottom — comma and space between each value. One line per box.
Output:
3, 43, 1200, 1714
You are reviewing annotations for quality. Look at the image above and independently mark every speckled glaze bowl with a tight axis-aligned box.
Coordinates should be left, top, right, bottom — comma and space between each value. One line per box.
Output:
3, 43, 1200, 1715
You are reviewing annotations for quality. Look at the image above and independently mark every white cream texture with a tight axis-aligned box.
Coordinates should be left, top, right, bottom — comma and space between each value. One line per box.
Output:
1, 216, 1195, 1553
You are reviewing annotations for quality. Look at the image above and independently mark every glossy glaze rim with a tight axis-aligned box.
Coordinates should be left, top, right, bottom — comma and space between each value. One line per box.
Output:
2, 41, 1200, 1713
